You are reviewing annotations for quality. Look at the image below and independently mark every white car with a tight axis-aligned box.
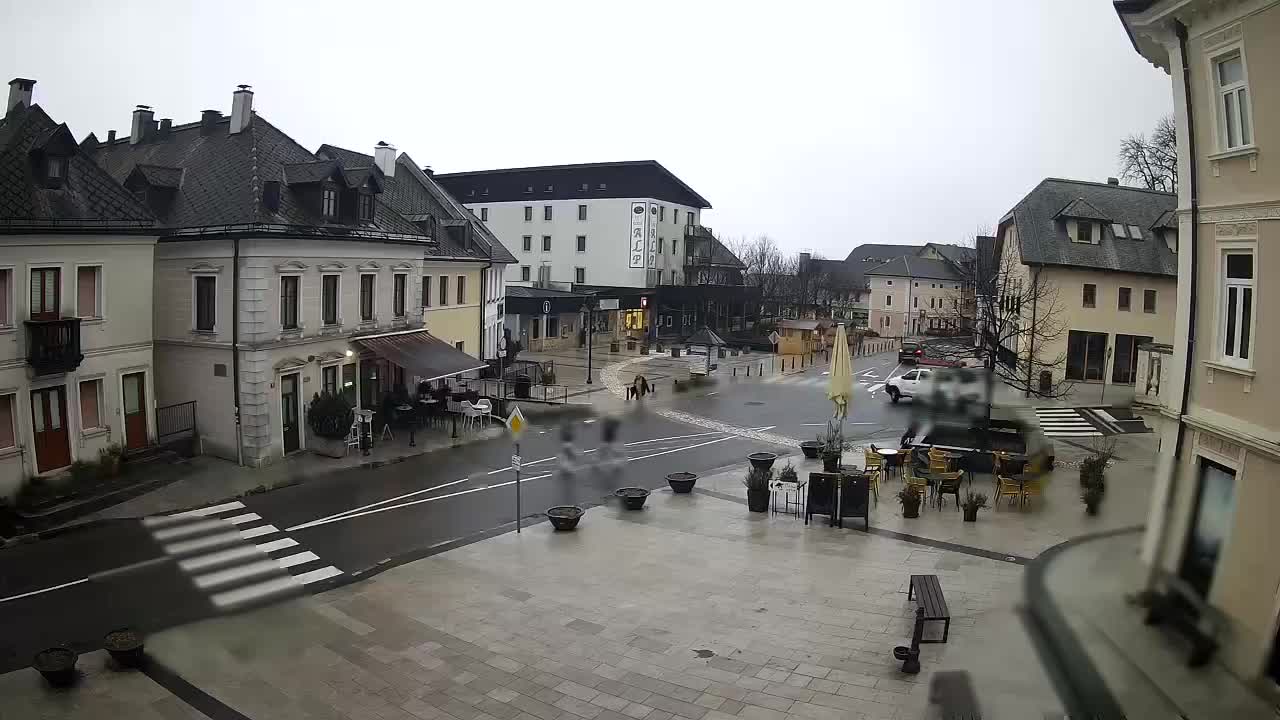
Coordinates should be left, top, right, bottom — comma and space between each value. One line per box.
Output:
885, 369, 932, 403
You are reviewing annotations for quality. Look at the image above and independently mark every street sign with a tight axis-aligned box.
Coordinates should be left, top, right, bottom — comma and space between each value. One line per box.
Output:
542, 300, 551, 314
511, 454, 522, 470
505, 405, 527, 436
498, 349, 507, 358
768, 331, 781, 345
598, 298, 619, 311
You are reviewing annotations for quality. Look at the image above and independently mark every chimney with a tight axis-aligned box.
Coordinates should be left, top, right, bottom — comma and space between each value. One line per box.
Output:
200, 109, 221, 133
158, 118, 172, 136
374, 141, 396, 177
1107, 177, 1119, 185
6, 78, 35, 113
107, 130, 117, 143
422, 165, 433, 177
229, 84, 253, 135
130, 105, 154, 144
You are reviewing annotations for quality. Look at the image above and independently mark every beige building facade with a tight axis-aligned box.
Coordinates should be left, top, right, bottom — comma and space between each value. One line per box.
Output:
1121, 0, 1280, 695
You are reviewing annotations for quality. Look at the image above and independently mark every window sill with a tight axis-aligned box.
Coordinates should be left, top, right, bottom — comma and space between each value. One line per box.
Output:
280, 328, 303, 340
1208, 145, 1259, 173
1205, 360, 1254, 378
82, 427, 110, 440
0, 445, 20, 460
80, 317, 105, 326
190, 329, 217, 338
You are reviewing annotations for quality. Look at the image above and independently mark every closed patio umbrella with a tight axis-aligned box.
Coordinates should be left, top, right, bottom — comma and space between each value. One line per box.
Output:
827, 324, 854, 419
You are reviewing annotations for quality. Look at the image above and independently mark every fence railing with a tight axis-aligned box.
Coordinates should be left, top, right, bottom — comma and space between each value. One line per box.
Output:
156, 400, 197, 442
457, 378, 570, 405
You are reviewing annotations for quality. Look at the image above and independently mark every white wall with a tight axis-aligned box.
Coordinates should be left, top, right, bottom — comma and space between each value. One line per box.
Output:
467, 197, 701, 289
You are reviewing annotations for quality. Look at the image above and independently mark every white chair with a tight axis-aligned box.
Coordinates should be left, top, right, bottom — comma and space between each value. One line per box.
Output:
460, 400, 485, 433
344, 418, 361, 455
472, 399, 493, 427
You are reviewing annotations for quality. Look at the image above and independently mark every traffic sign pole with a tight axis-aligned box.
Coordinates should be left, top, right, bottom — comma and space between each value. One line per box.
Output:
515, 442, 522, 533
505, 406, 528, 534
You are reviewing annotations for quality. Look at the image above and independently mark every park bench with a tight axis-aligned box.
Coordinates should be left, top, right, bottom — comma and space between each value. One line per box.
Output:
909, 574, 951, 643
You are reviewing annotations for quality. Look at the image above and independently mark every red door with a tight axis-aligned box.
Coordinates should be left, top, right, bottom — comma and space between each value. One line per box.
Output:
122, 372, 148, 450
31, 386, 70, 472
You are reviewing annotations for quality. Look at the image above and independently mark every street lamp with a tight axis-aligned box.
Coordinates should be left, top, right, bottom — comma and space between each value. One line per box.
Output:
580, 299, 597, 384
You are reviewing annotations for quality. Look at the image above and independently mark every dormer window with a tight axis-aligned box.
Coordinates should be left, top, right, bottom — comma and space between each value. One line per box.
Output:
357, 193, 375, 222
1074, 221, 1092, 244
321, 187, 338, 219
47, 156, 66, 180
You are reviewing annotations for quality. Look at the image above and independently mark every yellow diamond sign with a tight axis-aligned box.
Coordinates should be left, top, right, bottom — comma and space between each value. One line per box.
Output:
505, 405, 528, 437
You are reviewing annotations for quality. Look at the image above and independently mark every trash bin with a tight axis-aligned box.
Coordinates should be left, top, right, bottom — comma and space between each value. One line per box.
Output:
514, 374, 533, 399
1039, 370, 1052, 395
671, 347, 681, 358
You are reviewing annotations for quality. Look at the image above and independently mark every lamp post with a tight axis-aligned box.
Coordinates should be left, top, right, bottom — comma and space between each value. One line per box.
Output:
581, 299, 597, 384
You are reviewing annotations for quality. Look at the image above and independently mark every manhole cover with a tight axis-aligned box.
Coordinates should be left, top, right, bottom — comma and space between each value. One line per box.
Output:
693, 649, 715, 658
745, 401, 765, 406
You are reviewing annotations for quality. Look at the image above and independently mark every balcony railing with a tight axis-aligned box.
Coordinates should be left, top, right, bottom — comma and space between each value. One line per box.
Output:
684, 224, 716, 241
25, 317, 83, 375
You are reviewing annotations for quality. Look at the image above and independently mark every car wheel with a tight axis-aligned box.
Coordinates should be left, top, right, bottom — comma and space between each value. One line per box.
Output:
888, 387, 901, 404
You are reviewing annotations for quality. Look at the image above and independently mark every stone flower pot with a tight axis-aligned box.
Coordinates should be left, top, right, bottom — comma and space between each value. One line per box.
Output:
822, 452, 841, 473
104, 628, 145, 669
309, 433, 347, 459
962, 508, 978, 522
614, 487, 650, 510
747, 489, 770, 513
33, 647, 77, 687
626, 340, 637, 351
546, 506, 584, 531
666, 472, 697, 494
748, 452, 778, 472
800, 441, 822, 459
610, 342, 620, 353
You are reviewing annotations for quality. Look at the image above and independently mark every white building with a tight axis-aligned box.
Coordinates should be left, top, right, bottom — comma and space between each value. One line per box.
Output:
0, 79, 159, 496
436, 161, 710, 291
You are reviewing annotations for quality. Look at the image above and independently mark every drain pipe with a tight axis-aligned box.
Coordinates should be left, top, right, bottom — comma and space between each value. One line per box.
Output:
232, 236, 243, 467
1026, 266, 1041, 397
1149, 20, 1200, 586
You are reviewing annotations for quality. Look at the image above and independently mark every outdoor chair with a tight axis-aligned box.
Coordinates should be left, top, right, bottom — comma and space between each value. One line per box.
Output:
460, 400, 486, 433
903, 464, 930, 508
995, 475, 1023, 509
864, 449, 884, 474
1020, 478, 1043, 507
344, 418, 361, 455
472, 398, 494, 427
934, 471, 964, 510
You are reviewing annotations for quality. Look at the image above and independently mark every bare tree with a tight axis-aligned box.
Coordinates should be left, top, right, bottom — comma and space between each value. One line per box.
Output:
1118, 115, 1177, 193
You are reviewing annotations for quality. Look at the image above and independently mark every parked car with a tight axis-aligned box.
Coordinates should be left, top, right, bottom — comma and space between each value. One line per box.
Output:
885, 368, 933, 403
899, 341, 924, 363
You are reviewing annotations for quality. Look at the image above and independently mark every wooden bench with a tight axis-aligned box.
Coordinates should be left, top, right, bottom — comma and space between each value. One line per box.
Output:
1143, 572, 1222, 667
908, 574, 951, 644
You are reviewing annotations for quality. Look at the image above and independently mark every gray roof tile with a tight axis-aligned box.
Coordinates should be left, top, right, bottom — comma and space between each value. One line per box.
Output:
864, 255, 963, 281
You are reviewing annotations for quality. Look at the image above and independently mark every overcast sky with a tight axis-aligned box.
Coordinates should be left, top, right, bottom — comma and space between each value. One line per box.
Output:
2, 0, 1171, 259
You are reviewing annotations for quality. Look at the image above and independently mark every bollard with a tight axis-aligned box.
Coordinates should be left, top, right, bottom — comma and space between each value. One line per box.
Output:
733, 366, 737, 377
747, 364, 751, 377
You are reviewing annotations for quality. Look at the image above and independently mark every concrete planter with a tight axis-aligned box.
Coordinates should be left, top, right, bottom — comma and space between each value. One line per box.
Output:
309, 433, 347, 458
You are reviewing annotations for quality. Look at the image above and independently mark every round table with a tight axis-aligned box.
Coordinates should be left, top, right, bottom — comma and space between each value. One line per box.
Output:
877, 448, 900, 477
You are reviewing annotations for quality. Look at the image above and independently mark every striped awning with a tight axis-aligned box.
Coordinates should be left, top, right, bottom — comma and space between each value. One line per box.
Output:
353, 329, 487, 382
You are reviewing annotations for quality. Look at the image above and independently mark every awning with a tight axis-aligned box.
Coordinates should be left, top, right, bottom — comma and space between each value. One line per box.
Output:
353, 329, 487, 382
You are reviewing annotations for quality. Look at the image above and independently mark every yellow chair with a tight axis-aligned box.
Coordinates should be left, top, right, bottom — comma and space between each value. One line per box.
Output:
995, 474, 1023, 509
1020, 478, 1043, 507
867, 468, 881, 504
864, 449, 884, 474
903, 464, 929, 508
928, 447, 954, 474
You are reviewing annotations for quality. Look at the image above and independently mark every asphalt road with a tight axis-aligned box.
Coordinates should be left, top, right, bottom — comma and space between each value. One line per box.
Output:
0, 347, 908, 673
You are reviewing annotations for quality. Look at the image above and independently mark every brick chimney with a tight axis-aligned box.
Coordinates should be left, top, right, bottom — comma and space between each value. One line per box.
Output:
229, 85, 253, 135
1107, 177, 1120, 185
374, 141, 396, 178
6, 78, 34, 113
130, 105, 155, 144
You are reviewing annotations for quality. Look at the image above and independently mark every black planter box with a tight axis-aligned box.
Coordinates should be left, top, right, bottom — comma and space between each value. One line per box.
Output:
614, 487, 650, 510
748, 452, 778, 471
547, 506, 584, 530
800, 441, 822, 459
666, 472, 697, 494
747, 488, 770, 512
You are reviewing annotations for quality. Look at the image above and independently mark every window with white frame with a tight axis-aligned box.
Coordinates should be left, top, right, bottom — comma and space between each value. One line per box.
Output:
520, 266, 531, 282
322, 274, 340, 325
1214, 51, 1252, 150
1220, 251, 1253, 365
456, 275, 466, 304
480, 207, 488, 222
194, 275, 216, 332
77, 265, 102, 319
885, 295, 892, 308
321, 187, 338, 219
322, 365, 338, 395
79, 379, 104, 430
280, 275, 300, 330
574, 267, 585, 284
393, 273, 407, 318
0, 393, 14, 451
360, 274, 375, 321
421, 275, 431, 308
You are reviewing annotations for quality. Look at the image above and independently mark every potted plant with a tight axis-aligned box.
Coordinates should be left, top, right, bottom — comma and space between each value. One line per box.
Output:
307, 391, 354, 458
671, 347, 682, 358
33, 646, 78, 687
961, 492, 988, 522
800, 437, 823, 460
666, 471, 698, 494
546, 505, 584, 530
1079, 438, 1115, 490
818, 426, 847, 472
614, 487, 650, 510
897, 487, 923, 519
626, 338, 637, 351
743, 467, 772, 513
610, 340, 620, 353
1082, 484, 1103, 516
777, 462, 798, 485
97, 444, 124, 479
640, 343, 650, 355
747, 452, 778, 472
103, 628, 145, 668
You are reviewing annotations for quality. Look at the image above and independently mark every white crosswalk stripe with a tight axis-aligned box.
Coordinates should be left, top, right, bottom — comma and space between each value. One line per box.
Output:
144, 501, 344, 612
1035, 408, 1103, 437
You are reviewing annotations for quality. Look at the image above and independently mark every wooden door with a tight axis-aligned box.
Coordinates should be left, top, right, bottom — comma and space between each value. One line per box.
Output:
281, 373, 300, 454
31, 386, 70, 472
122, 372, 148, 450
30, 268, 60, 320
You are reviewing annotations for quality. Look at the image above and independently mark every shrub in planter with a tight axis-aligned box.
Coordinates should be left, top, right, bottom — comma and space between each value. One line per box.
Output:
33, 647, 78, 687
103, 628, 145, 668
666, 472, 698, 493
307, 391, 354, 458
898, 487, 923, 518
777, 462, 798, 484
743, 467, 772, 512
1079, 439, 1115, 490
97, 444, 124, 479
69, 460, 98, 484
546, 505, 584, 530
961, 492, 988, 522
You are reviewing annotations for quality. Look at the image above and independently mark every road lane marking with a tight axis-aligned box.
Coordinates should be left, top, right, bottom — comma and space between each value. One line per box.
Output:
211, 575, 301, 610
142, 500, 246, 527
152, 519, 227, 542
163, 530, 244, 556
194, 559, 281, 590
625, 431, 725, 446
179, 545, 262, 573
286, 477, 473, 529
0, 578, 89, 604
224, 513, 262, 526
255, 538, 299, 553
239, 524, 279, 540
868, 384, 885, 394
295, 566, 344, 585
274, 551, 320, 569
626, 435, 737, 462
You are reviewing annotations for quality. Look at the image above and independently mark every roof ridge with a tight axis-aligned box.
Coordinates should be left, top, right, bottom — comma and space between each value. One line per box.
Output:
1042, 176, 1175, 197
